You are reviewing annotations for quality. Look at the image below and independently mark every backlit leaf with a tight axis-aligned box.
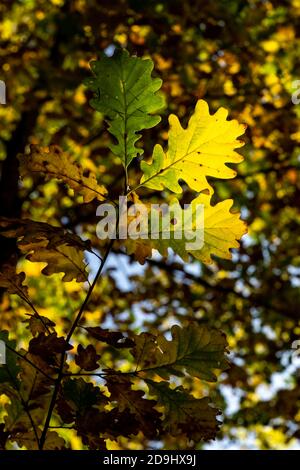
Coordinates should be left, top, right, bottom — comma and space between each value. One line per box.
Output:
131, 323, 229, 381
75, 344, 100, 371
125, 193, 247, 264
27, 244, 88, 282
85, 48, 163, 167
140, 99, 246, 194
19, 145, 107, 203
105, 374, 161, 438
0, 266, 28, 299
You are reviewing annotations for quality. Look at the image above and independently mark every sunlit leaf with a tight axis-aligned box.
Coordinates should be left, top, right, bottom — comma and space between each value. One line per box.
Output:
85, 48, 163, 167
19, 145, 107, 203
131, 323, 229, 381
140, 100, 246, 194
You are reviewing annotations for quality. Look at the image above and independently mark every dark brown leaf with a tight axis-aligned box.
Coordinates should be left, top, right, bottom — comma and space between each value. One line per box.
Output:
84, 327, 135, 349
29, 333, 73, 364
75, 344, 100, 371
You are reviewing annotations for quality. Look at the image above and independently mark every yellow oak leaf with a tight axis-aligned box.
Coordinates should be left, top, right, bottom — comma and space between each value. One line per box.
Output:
123, 193, 247, 264
140, 99, 246, 194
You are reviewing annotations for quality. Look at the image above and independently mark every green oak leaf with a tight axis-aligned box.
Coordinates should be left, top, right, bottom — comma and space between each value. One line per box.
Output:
85, 48, 163, 167
131, 323, 229, 381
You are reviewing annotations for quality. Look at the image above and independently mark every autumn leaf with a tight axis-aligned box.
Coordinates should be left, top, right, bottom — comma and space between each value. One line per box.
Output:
19, 144, 107, 203
147, 380, 221, 441
0, 266, 28, 299
76, 408, 140, 442
131, 323, 229, 381
0, 218, 90, 282
85, 48, 163, 167
57, 378, 108, 424
0, 331, 20, 385
105, 375, 161, 438
14, 430, 66, 450
0, 217, 91, 253
29, 333, 73, 364
3, 355, 55, 448
75, 344, 100, 371
61, 378, 107, 415
84, 326, 135, 348
19, 353, 54, 402
125, 193, 247, 264
188, 193, 247, 263
27, 243, 88, 282
24, 314, 56, 336
140, 99, 246, 194
59, 378, 147, 443
4, 395, 34, 435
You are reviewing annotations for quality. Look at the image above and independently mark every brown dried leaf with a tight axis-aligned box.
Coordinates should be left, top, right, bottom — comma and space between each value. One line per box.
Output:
19, 144, 107, 203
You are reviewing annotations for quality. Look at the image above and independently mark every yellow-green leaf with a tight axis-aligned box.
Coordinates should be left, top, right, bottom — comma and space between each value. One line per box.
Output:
131, 323, 229, 381
125, 193, 247, 264
140, 100, 246, 194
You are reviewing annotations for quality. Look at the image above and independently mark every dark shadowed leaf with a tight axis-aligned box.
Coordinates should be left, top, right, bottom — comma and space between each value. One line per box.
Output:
75, 344, 100, 371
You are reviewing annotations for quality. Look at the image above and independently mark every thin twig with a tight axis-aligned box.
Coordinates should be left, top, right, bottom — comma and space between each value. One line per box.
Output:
5, 366, 40, 447
38, 239, 114, 450
6, 344, 55, 381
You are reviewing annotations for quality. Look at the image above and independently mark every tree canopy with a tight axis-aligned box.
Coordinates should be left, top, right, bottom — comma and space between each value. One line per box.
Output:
0, 0, 300, 450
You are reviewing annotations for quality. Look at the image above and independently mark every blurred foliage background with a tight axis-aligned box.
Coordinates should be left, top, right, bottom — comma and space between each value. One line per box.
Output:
1, 0, 300, 450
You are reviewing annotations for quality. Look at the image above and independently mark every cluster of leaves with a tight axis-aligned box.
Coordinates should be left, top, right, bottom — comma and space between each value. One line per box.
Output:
1, 0, 300, 451
0, 322, 228, 449
0, 44, 246, 450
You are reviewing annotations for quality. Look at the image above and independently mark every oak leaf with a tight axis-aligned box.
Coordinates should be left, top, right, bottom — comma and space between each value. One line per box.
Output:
0, 331, 20, 385
85, 48, 163, 167
0, 218, 90, 282
84, 326, 135, 348
125, 193, 247, 264
19, 144, 107, 203
147, 380, 221, 441
75, 344, 100, 371
105, 375, 161, 438
131, 323, 229, 381
29, 333, 73, 364
140, 99, 246, 194
0, 266, 28, 298
26, 243, 88, 282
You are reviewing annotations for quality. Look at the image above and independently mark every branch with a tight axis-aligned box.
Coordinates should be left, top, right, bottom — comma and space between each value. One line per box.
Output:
38, 239, 114, 450
5, 366, 40, 448
6, 345, 55, 381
